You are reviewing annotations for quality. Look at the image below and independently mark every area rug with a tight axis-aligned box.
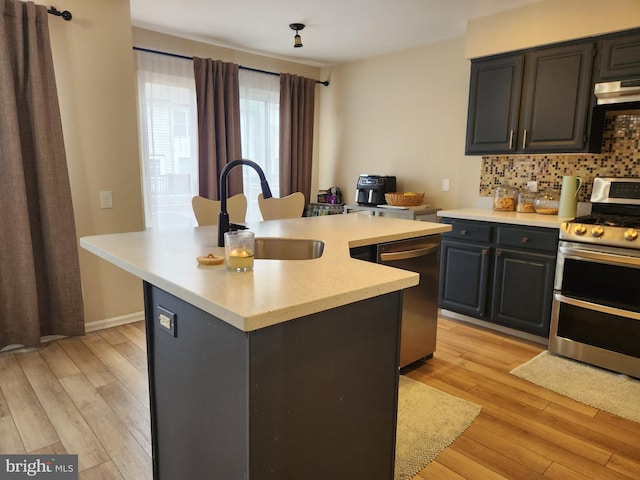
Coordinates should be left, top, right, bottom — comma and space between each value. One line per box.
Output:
510, 351, 640, 423
395, 375, 481, 480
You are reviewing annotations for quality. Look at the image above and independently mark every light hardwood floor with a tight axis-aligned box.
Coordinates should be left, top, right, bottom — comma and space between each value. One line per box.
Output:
0, 317, 638, 479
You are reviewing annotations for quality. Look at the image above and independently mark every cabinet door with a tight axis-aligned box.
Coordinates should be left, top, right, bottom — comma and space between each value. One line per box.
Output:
598, 30, 640, 81
491, 248, 555, 336
520, 43, 594, 152
465, 54, 524, 154
439, 239, 491, 318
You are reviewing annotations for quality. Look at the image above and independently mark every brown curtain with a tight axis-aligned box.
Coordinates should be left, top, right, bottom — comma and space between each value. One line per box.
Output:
0, 0, 84, 348
279, 74, 316, 202
193, 57, 242, 200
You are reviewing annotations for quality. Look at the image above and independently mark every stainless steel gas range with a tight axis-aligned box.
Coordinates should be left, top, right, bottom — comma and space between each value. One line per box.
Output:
551, 177, 640, 379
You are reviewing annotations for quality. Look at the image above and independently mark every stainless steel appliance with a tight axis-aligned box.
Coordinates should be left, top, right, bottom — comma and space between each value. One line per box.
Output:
551, 177, 640, 378
589, 81, 640, 150
377, 235, 441, 368
355, 174, 396, 206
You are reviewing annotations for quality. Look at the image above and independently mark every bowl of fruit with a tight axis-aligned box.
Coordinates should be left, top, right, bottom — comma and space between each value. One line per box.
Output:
384, 192, 425, 206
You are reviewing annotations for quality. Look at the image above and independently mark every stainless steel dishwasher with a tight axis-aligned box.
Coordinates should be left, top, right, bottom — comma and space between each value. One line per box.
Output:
377, 235, 441, 368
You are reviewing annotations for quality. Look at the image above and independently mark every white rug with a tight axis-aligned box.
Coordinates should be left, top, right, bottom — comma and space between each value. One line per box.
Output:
395, 375, 481, 480
511, 351, 640, 423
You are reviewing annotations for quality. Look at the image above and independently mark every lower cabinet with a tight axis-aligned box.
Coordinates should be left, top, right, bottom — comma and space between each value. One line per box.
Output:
439, 218, 558, 337
439, 239, 491, 318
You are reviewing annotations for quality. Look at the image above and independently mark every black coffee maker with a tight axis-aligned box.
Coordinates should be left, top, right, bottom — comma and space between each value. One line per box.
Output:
355, 175, 397, 205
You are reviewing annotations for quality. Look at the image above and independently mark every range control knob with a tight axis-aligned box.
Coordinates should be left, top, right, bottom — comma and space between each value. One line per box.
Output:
573, 224, 587, 235
591, 226, 604, 238
624, 228, 638, 241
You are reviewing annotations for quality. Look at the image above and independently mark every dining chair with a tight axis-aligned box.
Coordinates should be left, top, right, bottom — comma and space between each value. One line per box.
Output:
257, 192, 306, 220
191, 194, 247, 226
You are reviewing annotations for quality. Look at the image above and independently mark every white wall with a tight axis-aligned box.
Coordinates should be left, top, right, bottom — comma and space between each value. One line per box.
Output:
317, 0, 640, 210
466, 0, 640, 59
46, 0, 145, 325
318, 37, 477, 209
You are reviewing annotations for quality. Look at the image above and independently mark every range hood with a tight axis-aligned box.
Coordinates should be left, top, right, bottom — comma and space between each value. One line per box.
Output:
588, 80, 640, 152
595, 80, 640, 104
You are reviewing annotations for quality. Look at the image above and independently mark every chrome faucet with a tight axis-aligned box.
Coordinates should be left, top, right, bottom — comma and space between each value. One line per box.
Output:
218, 159, 273, 247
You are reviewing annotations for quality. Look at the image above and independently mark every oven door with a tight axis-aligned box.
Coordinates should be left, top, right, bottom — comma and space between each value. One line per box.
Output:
550, 241, 640, 378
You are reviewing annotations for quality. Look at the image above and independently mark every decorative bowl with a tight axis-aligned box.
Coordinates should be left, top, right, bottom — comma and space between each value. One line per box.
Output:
384, 192, 425, 206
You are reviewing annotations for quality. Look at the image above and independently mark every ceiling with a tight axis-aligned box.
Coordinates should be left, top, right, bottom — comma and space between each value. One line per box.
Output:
130, 0, 542, 67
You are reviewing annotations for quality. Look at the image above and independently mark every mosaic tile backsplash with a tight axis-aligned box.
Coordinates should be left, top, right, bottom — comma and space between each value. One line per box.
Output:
480, 113, 640, 202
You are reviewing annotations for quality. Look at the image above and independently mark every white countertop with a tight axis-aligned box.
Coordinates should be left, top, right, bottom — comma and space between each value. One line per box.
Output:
437, 208, 573, 228
80, 214, 450, 332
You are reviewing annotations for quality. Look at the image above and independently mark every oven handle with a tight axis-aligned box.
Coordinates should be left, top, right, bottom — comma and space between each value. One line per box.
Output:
554, 293, 640, 321
558, 245, 640, 268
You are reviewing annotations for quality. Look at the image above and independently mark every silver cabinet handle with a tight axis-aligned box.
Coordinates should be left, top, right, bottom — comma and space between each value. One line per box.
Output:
559, 245, 640, 268
554, 293, 640, 321
460, 229, 468, 236
521, 237, 529, 243
482, 248, 488, 255
509, 130, 514, 150
379, 244, 439, 261
522, 129, 527, 150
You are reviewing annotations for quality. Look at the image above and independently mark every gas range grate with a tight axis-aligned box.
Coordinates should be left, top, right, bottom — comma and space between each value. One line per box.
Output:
573, 214, 640, 229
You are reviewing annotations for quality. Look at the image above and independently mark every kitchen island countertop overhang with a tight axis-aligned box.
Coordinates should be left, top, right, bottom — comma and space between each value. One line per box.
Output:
80, 213, 451, 332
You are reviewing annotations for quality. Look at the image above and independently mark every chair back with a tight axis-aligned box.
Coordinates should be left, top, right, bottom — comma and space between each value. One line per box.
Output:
192, 194, 247, 226
258, 192, 305, 220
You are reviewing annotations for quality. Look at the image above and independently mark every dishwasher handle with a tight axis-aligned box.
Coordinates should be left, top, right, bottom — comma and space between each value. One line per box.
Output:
379, 243, 439, 262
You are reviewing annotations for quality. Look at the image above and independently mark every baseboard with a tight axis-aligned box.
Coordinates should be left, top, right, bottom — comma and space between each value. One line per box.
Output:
0, 312, 146, 353
84, 311, 145, 333
439, 309, 549, 346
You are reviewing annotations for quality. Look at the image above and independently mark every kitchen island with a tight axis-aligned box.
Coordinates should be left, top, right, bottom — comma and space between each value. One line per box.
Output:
81, 214, 450, 480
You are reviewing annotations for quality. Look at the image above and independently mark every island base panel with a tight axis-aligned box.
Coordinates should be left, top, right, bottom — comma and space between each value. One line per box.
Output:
144, 282, 402, 480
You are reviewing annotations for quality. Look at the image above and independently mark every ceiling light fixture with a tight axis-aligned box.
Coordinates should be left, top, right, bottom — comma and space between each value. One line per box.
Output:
289, 23, 305, 48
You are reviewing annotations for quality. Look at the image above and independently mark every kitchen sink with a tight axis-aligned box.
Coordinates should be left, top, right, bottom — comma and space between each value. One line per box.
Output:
254, 238, 324, 260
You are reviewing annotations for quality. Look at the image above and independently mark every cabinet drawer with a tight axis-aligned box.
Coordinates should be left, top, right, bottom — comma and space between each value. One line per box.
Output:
496, 226, 558, 252
442, 219, 492, 243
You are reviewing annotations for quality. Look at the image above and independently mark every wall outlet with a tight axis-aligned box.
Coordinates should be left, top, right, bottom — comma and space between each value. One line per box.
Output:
99, 190, 113, 209
527, 181, 538, 192
442, 178, 450, 192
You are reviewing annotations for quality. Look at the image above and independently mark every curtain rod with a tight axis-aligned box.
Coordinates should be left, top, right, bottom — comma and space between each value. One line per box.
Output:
133, 46, 329, 86
47, 6, 72, 21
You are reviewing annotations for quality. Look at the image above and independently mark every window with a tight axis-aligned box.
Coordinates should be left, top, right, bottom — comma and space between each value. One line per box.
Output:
136, 51, 198, 229
239, 69, 280, 222
136, 51, 281, 229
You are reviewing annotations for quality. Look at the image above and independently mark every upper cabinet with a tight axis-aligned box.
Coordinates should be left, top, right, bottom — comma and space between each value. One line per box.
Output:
597, 30, 640, 81
466, 42, 594, 155
465, 55, 523, 154
520, 43, 595, 153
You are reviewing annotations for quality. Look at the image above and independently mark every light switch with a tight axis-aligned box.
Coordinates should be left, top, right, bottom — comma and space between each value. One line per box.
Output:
442, 179, 450, 192
99, 191, 113, 209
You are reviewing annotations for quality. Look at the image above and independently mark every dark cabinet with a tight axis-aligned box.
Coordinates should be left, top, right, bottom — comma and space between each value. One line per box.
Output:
439, 219, 558, 337
466, 43, 594, 154
439, 221, 491, 317
520, 43, 594, 152
598, 30, 640, 81
439, 240, 491, 318
465, 55, 523, 154
492, 249, 555, 335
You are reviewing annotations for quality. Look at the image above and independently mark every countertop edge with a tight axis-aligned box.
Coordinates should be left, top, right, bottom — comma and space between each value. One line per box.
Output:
437, 208, 572, 228
80, 216, 448, 332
